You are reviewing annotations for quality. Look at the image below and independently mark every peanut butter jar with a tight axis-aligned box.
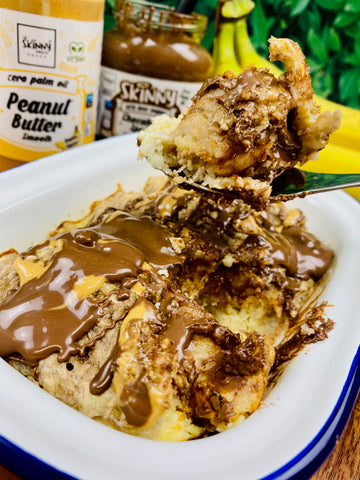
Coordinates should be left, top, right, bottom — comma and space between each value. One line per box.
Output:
98, 0, 213, 137
0, 0, 105, 172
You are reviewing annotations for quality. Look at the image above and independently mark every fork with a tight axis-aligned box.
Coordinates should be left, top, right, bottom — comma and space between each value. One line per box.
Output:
160, 167, 360, 200
270, 170, 360, 198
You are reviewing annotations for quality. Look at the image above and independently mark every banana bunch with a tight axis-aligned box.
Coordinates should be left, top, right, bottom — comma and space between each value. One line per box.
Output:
213, 0, 360, 200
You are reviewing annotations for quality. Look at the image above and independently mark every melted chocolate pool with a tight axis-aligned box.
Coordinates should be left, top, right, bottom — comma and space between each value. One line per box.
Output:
0, 212, 180, 363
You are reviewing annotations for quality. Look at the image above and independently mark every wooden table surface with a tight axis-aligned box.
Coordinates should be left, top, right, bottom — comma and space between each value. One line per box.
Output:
0, 392, 359, 480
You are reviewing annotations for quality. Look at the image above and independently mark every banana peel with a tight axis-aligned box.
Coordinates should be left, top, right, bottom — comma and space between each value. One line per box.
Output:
213, 22, 242, 75
213, 0, 360, 201
308, 144, 360, 201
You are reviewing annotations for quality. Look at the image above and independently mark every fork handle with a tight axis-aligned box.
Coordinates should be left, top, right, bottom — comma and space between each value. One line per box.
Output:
273, 171, 360, 196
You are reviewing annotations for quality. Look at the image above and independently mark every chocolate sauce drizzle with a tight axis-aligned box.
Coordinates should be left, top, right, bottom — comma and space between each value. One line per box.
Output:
245, 214, 333, 280
89, 336, 121, 396
0, 212, 180, 364
119, 368, 152, 427
0, 194, 334, 428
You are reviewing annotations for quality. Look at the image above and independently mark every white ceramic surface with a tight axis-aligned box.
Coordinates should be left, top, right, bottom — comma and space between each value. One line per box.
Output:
0, 134, 359, 480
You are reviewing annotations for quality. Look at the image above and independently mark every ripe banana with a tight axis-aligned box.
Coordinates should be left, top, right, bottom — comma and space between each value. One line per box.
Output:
213, 0, 252, 75
213, 21, 242, 76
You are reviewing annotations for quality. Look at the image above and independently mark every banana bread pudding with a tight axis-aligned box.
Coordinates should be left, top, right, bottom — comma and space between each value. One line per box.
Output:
0, 36, 337, 441
137, 37, 341, 207
0, 177, 334, 441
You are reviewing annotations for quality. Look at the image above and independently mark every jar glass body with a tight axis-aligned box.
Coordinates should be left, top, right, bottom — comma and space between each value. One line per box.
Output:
101, 1, 213, 82
98, 0, 213, 137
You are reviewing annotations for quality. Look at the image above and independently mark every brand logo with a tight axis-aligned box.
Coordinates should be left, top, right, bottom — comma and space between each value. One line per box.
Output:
21, 37, 52, 53
119, 81, 179, 111
17, 24, 56, 68
67, 41, 86, 63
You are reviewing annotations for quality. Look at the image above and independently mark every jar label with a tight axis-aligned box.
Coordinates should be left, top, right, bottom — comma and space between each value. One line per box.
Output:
97, 66, 203, 136
0, 8, 103, 162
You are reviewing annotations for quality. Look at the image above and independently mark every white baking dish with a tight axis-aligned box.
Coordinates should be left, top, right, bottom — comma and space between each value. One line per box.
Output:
0, 134, 359, 480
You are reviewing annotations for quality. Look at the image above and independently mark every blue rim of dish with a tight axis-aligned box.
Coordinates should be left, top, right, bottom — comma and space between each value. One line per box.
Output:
0, 346, 359, 480
261, 344, 360, 480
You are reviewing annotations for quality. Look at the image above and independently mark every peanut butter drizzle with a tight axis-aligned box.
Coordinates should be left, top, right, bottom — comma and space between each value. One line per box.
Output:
113, 297, 232, 427
112, 299, 160, 427
111, 297, 203, 427
0, 212, 180, 363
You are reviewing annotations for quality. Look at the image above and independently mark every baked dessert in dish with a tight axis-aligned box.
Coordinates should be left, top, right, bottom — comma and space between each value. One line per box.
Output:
0, 177, 334, 441
0, 37, 337, 441
137, 37, 341, 207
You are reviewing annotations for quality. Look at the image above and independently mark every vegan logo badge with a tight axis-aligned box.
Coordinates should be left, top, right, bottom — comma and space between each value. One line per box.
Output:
67, 41, 85, 63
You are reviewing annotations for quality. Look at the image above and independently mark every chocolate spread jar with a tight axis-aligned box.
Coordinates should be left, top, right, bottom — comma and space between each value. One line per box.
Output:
97, 0, 213, 137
